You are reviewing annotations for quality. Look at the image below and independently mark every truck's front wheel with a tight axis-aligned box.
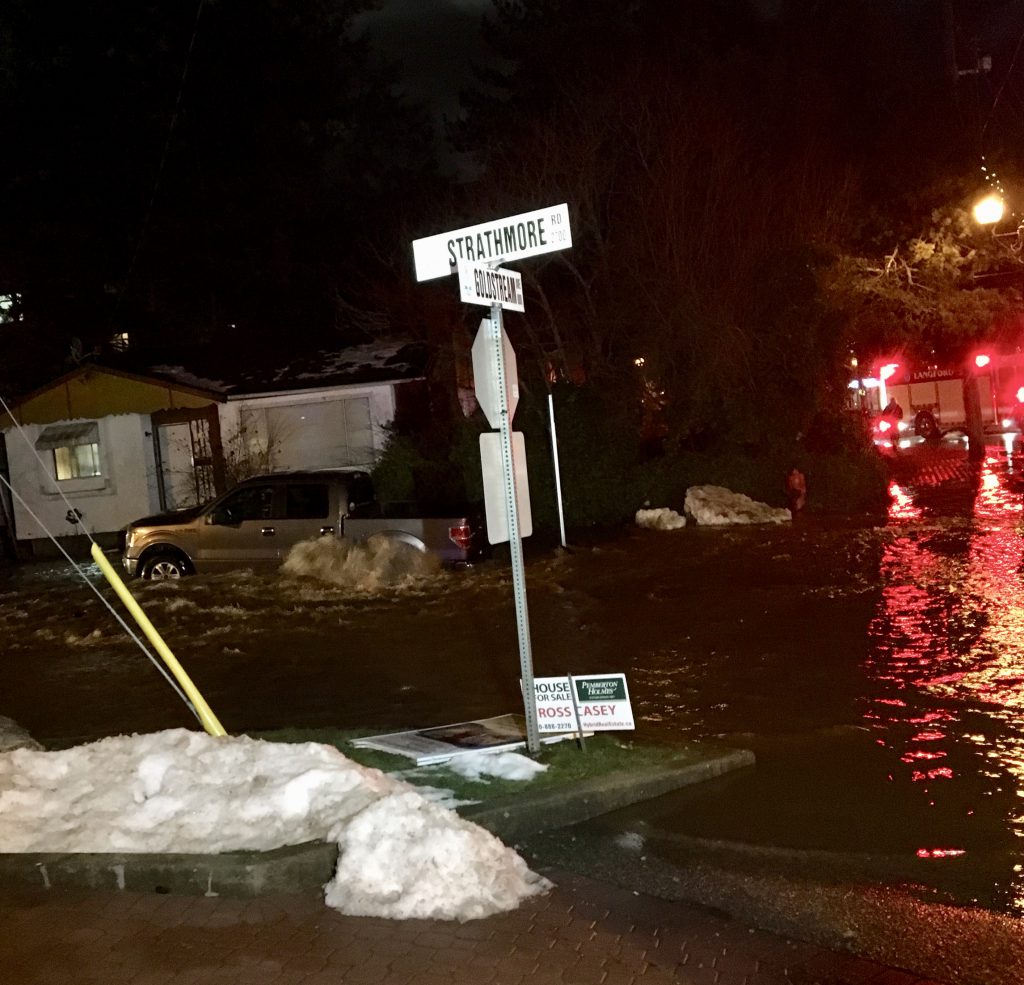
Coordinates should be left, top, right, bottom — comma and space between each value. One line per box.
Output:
140, 551, 192, 580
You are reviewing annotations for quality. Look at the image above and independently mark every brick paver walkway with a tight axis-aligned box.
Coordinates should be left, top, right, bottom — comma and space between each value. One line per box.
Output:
0, 870, 945, 985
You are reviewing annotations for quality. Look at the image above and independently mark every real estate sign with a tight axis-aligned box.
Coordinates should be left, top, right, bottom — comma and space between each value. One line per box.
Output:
530, 674, 635, 734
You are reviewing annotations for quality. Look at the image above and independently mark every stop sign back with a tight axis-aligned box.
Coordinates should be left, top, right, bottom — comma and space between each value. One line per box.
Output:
471, 318, 518, 429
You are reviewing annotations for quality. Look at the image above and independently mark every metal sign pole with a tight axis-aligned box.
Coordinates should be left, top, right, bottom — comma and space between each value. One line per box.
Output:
547, 391, 568, 549
491, 303, 541, 754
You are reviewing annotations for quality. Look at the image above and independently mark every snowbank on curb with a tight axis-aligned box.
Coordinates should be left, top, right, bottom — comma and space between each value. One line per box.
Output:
635, 507, 687, 531
282, 534, 440, 590
684, 485, 791, 526
0, 729, 550, 921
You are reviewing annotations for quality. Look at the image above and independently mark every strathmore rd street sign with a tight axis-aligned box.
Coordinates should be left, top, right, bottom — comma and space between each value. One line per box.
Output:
412, 203, 572, 282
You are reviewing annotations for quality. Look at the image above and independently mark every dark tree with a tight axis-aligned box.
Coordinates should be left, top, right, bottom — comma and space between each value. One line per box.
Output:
449, 0, 991, 450
0, 0, 440, 394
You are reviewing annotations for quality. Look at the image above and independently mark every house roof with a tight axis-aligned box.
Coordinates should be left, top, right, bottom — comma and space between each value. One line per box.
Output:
134, 339, 429, 397
1, 340, 429, 427
1, 364, 228, 428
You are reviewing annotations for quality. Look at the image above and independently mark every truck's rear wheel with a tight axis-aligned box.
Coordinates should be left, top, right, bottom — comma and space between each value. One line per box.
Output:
914, 410, 940, 441
140, 552, 192, 580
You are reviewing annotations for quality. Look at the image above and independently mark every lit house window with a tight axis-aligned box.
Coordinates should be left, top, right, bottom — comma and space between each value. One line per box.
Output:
34, 422, 102, 480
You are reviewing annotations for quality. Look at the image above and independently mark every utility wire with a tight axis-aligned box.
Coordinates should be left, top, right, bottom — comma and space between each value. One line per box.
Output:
0, 394, 199, 725
112, 0, 206, 326
981, 15, 1024, 143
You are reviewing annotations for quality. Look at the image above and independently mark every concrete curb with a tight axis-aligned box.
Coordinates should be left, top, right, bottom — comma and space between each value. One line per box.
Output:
0, 841, 339, 897
0, 745, 753, 897
460, 746, 755, 841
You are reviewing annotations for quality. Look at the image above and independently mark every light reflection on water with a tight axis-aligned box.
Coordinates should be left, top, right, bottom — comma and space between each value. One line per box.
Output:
865, 455, 1024, 913
619, 449, 1024, 915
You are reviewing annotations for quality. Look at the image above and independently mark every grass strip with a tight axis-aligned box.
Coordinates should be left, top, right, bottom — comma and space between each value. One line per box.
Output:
248, 726, 709, 805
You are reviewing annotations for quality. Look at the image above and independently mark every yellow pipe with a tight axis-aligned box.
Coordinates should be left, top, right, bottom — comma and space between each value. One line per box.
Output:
90, 542, 226, 737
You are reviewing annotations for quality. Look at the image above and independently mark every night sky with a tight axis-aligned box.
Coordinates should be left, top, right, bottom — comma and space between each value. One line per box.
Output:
4, 0, 1024, 418
358, 0, 490, 120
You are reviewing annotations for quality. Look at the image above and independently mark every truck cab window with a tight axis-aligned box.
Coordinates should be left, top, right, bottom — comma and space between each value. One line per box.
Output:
216, 485, 274, 523
286, 484, 329, 520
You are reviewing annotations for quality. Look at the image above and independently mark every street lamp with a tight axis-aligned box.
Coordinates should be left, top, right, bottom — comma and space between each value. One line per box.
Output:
973, 192, 1024, 256
973, 193, 1005, 226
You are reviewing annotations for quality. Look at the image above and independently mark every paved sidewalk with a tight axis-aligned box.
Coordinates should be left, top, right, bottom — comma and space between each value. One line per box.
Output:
0, 870, 945, 985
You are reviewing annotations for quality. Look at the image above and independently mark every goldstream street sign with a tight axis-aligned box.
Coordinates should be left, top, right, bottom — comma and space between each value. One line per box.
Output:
412, 203, 572, 282
459, 261, 525, 312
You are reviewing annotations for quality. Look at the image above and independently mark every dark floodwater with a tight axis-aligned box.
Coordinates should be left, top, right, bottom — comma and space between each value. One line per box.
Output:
602, 447, 1024, 916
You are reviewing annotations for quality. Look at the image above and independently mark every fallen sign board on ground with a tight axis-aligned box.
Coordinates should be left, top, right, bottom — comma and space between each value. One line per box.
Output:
530, 674, 635, 734
349, 714, 581, 766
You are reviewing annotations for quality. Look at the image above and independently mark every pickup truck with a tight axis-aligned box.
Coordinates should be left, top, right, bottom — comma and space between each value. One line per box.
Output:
121, 470, 484, 580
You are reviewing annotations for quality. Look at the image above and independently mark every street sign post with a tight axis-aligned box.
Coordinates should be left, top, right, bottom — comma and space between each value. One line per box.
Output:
412, 205, 576, 757
412, 203, 572, 282
475, 301, 540, 754
459, 261, 525, 312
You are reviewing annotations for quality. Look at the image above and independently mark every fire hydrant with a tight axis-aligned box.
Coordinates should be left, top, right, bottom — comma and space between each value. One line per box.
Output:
786, 467, 807, 515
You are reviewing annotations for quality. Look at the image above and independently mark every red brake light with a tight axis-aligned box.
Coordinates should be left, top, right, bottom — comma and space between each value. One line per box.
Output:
877, 419, 892, 432
975, 354, 991, 369
1016, 386, 1024, 405
448, 524, 473, 550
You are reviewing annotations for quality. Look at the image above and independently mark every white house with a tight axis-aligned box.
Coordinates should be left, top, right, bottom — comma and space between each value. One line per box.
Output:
0, 342, 427, 558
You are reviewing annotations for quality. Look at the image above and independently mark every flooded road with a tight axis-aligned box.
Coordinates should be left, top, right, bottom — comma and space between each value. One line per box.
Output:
589, 447, 1024, 922
3, 443, 1024, 950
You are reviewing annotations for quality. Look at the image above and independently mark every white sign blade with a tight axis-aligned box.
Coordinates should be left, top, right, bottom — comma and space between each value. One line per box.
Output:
479, 431, 532, 544
458, 261, 525, 312
412, 203, 572, 281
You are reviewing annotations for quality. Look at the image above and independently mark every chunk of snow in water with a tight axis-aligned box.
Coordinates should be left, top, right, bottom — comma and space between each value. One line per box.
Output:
443, 751, 549, 782
615, 831, 645, 852
282, 535, 440, 590
0, 729, 549, 921
635, 508, 687, 531
684, 485, 791, 526
0, 716, 42, 753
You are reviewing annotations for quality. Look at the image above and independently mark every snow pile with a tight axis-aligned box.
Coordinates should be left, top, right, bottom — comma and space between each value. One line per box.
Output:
443, 751, 549, 782
635, 507, 687, 531
282, 534, 440, 590
0, 729, 550, 921
684, 485, 791, 526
